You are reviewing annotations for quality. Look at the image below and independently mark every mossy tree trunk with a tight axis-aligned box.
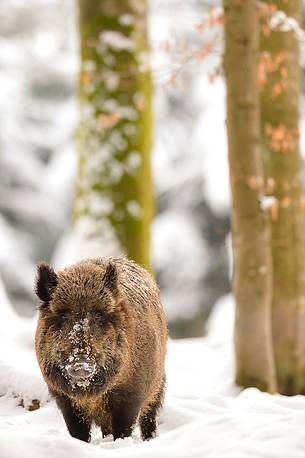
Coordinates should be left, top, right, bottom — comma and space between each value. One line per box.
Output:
260, 0, 305, 394
74, 0, 153, 269
223, 0, 276, 392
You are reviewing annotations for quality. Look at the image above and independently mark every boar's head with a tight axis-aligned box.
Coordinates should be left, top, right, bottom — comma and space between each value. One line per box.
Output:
35, 260, 129, 397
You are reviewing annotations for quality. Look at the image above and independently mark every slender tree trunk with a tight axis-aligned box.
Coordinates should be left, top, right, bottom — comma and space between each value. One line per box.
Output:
223, 0, 276, 391
260, 0, 305, 394
75, 0, 153, 269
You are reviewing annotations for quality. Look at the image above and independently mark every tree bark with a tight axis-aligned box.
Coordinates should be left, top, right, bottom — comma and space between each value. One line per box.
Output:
75, 0, 153, 269
260, 0, 305, 394
223, 0, 276, 391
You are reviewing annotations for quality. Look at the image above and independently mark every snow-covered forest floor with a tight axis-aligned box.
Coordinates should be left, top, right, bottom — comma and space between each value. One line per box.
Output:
1, 292, 305, 458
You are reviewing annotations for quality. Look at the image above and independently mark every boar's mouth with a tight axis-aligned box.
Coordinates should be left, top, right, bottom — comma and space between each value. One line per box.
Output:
68, 369, 107, 391
45, 363, 108, 395
65, 361, 97, 386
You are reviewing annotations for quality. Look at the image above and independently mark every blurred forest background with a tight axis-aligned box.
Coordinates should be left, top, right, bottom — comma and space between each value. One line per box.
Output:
0, 0, 231, 338
3, 0, 305, 348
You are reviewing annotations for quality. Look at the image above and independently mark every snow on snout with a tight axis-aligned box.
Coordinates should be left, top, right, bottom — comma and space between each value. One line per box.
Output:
66, 361, 96, 378
67, 317, 91, 357
66, 361, 97, 388
64, 317, 96, 387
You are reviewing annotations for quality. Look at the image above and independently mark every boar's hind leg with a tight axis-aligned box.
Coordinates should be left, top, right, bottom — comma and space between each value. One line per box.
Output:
139, 383, 165, 441
54, 394, 91, 442
139, 403, 158, 441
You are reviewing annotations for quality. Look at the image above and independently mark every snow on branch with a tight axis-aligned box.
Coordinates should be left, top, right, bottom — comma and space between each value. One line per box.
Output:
267, 9, 305, 40
257, 1, 305, 39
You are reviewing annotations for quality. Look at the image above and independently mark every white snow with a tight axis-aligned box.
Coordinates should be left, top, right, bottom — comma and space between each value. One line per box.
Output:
1, 290, 305, 458
0, 278, 48, 407
126, 201, 142, 219
193, 78, 230, 215
51, 217, 123, 269
152, 211, 209, 321
100, 31, 135, 52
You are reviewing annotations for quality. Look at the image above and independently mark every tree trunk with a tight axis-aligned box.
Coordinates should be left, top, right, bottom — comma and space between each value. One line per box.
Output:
75, 0, 153, 269
223, 0, 276, 391
260, 0, 305, 394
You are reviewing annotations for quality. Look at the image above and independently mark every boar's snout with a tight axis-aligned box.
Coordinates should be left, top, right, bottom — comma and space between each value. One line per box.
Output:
66, 361, 96, 381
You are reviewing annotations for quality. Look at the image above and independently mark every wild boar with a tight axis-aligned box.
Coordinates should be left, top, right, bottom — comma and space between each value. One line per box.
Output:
35, 256, 167, 442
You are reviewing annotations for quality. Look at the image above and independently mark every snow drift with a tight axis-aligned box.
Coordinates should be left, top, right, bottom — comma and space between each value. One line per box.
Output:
0, 293, 305, 458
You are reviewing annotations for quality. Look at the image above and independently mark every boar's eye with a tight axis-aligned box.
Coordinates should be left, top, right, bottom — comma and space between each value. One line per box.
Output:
51, 308, 69, 324
93, 310, 106, 322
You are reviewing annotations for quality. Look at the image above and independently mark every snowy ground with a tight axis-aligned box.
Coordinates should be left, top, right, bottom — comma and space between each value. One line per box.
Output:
1, 293, 305, 458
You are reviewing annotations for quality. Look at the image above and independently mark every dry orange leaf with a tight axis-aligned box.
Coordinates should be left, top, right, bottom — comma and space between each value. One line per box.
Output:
135, 96, 145, 111
266, 177, 275, 193
246, 175, 263, 191
82, 72, 93, 85
270, 201, 279, 221
273, 125, 286, 141
281, 196, 291, 208
300, 197, 305, 209
97, 112, 121, 130
272, 82, 283, 97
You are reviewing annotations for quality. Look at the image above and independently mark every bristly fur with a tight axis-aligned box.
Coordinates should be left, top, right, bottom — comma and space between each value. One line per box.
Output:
35, 256, 167, 442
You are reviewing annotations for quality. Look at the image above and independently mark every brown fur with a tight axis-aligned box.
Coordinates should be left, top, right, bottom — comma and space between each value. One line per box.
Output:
35, 257, 167, 442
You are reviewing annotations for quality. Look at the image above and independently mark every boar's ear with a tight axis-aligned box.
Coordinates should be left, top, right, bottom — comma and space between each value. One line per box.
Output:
35, 262, 58, 304
103, 261, 118, 292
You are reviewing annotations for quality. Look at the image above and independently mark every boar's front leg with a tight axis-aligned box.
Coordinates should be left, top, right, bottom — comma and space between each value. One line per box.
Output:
111, 403, 139, 440
54, 393, 91, 442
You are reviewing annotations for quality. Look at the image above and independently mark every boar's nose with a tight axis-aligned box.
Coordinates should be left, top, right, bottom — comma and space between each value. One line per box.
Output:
66, 362, 96, 380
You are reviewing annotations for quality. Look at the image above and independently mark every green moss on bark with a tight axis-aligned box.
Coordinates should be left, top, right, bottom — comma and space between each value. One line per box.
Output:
74, 0, 153, 269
